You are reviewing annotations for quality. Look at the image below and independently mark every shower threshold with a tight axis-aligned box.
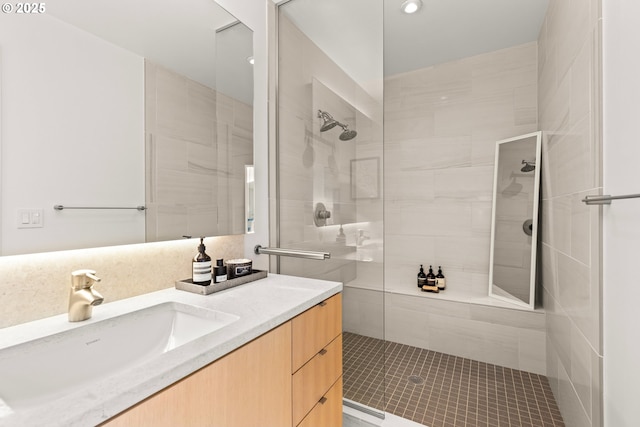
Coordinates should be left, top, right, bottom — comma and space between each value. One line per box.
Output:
343, 401, 427, 427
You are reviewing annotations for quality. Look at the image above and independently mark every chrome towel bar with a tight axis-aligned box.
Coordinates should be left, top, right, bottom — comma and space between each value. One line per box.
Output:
254, 245, 330, 260
54, 205, 146, 211
582, 194, 640, 205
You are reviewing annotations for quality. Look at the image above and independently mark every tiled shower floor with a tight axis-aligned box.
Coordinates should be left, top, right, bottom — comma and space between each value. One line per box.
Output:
343, 332, 565, 427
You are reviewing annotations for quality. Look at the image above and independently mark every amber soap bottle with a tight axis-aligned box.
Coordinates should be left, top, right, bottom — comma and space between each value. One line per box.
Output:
192, 237, 212, 285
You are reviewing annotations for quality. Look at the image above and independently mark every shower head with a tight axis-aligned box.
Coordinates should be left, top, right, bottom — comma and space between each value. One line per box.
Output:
338, 125, 357, 141
317, 110, 338, 132
317, 109, 357, 141
521, 160, 536, 172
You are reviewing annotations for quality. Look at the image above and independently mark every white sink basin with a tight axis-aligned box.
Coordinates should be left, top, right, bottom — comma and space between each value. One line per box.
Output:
0, 302, 238, 410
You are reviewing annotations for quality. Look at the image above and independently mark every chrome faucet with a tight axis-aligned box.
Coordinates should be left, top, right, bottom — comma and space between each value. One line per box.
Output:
356, 229, 370, 246
68, 269, 104, 322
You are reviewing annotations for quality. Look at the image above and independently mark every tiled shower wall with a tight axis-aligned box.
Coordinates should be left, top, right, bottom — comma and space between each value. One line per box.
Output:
538, 0, 603, 426
276, 11, 383, 288
384, 42, 538, 295
379, 43, 545, 373
145, 61, 253, 241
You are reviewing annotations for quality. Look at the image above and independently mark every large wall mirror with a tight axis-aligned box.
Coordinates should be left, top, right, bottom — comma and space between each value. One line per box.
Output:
488, 131, 542, 309
0, 0, 253, 256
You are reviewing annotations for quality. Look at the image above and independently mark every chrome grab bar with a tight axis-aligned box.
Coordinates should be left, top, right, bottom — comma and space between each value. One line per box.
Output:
254, 245, 330, 260
582, 194, 640, 205
54, 205, 146, 211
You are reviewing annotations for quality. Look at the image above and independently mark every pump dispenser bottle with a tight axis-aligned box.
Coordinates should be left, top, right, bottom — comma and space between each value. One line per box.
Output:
426, 265, 436, 286
436, 266, 446, 290
192, 237, 212, 285
417, 264, 427, 288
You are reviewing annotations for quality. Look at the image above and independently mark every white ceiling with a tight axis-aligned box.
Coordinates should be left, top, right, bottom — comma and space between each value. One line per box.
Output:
280, 0, 549, 83
46, 0, 549, 105
47, 0, 254, 105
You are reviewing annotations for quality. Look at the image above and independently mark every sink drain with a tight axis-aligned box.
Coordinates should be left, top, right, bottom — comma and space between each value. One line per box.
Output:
408, 375, 424, 385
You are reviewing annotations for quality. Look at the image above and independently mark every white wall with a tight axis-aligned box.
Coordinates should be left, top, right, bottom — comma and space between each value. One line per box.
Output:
0, 13, 145, 255
603, 2, 640, 426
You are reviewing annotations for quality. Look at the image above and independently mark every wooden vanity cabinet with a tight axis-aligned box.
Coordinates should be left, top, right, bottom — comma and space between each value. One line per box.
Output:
292, 293, 343, 427
102, 321, 292, 427
102, 293, 342, 427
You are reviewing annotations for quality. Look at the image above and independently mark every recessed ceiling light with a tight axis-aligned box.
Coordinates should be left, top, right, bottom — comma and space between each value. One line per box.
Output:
401, 0, 422, 14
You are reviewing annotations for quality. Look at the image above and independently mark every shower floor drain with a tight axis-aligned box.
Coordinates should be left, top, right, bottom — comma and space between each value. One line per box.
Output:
407, 375, 424, 385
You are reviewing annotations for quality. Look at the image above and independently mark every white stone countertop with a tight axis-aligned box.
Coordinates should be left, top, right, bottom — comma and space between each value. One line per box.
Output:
0, 273, 342, 427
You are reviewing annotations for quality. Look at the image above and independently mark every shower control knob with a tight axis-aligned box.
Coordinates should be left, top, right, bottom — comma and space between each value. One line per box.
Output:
314, 202, 331, 227
318, 210, 331, 219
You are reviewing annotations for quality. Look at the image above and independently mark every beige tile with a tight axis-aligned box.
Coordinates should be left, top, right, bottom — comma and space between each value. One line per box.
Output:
557, 361, 592, 427
385, 200, 472, 237
591, 352, 603, 427
342, 286, 384, 339
144, 60, 157, 134
384, 105, 435, 142
434, 235, 491, 275
155, 65, 189, 138
384, 163, 435, 202
433, 165, 495, 202
541, 243, 560, 300
385, 136, 472, 171
545, 287, 572, 373
558, 252, 596, 349
154, 134, 188, 172
555, 117, 592, 196
384, 234, 436, 287
469, 42, 537, 94
570, 37, 593, 128
550, 196, 572, 254
514, 84, 539, 126
518, 329, 546, 375
471, 201, 493, 235
571, 191, 591, 265
184, 79, 216, 146
570, 326, 593, 419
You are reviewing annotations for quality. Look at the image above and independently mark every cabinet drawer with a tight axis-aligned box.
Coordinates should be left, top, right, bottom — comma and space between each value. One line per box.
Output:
292, 335, 342, 426
297, 378, 343, 427
292, 293, 342, 372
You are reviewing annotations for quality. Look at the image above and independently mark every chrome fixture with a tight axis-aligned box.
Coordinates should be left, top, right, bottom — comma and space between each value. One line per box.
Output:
54, 205, 146, 211
317, 110, 357, 141
318, 110, 339, 132
582, 193, 640, 205
356, 229, 370, 246
68, 269, 104, 322
254, 245, 331, 260
401, 0, 422, 14
520, 160, 536, 172
338, 124, 357, 141
314, 202, 332, 227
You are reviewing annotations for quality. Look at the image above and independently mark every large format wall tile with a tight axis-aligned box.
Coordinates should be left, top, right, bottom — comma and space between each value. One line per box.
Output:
384, 43, 537, 299
539, 0, 602, 425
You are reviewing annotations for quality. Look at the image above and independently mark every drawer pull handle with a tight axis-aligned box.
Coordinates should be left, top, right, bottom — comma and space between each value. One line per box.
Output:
319, 396, 328, 405
318, 348, 328, 356
318, 300, 328, 307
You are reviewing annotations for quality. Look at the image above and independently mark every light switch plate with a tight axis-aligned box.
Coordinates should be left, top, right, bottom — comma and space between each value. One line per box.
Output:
17, 209, 44, 228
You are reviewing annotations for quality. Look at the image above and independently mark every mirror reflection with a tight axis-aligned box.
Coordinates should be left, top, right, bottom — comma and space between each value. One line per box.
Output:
0, 0, 253, 256
489, 131, 542, 309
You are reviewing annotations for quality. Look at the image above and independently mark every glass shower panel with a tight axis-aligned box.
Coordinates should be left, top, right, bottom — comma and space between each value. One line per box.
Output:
276, 0, 385, 415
